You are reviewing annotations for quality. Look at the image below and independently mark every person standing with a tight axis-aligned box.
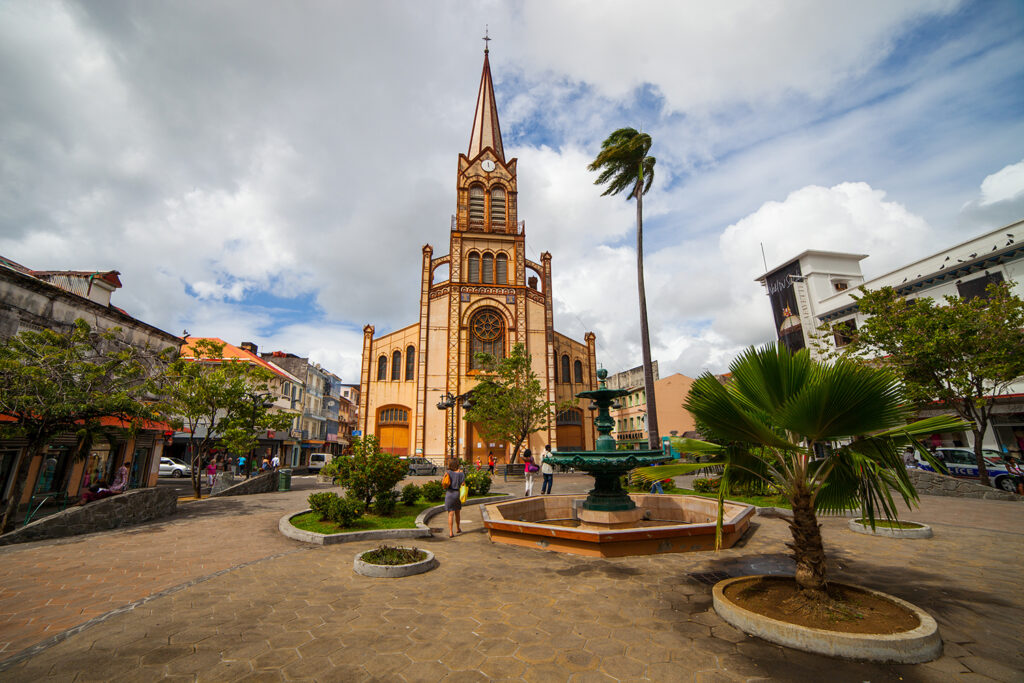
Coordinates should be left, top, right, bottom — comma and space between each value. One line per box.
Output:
239, 455, 247, 478
109, 460, 130, 493
487, 454, 495, 475
271, 453, 280, 470
522, 449, 537, 497
443, 459, 466, 538
206, 461, 217, 488
1006, 455, 1024, 495
540, 444, 554, 494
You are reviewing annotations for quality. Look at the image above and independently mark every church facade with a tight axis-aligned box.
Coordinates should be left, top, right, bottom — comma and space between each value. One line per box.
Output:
358, 50, 597, 465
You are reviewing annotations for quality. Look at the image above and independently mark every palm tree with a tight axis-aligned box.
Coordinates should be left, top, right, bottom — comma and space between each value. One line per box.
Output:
588, 128, 660, 450
635, 343, 968, 604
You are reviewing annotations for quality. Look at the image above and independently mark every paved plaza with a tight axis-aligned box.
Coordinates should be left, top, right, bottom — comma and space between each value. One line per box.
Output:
0, 474, 1021, 682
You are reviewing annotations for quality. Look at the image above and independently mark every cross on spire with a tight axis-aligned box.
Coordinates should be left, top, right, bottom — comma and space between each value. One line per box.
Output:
483, 25, 491, 54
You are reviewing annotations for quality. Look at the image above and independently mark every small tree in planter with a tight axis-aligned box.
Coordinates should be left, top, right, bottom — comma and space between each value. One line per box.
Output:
635, 343, 967, 614
335, 436, 405, 508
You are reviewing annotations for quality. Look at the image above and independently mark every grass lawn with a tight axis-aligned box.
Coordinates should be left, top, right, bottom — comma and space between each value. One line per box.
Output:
626, 483, 791, 509
291, 495, 499, 534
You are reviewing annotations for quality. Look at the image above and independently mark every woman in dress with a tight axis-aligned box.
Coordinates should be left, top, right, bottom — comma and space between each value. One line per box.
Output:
443, 459, 466, 538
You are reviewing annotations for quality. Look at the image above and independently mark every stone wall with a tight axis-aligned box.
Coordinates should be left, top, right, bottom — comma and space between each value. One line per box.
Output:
0, 487, 177, 546
908, 468, 1021, 501
210, 471, 277, 497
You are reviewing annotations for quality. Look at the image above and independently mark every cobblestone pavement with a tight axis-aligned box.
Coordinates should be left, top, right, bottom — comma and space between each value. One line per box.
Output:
0, 473, 1022, 682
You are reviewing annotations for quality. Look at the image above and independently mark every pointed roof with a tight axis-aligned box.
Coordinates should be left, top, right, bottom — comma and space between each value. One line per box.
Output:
467, 50, 504, 163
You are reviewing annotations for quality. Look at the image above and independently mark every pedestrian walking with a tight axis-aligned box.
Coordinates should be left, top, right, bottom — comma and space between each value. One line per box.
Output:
523, 448, 537, 497
239, 455, 247, 478
540, 444, 554, 494
271, 454, 280, 470
443, 459, 466, 538
487, 454, 495, 475
206, 461, 216, 487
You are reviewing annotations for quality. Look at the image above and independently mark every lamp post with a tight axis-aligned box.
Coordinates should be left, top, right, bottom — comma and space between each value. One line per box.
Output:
436, 391, 474, 464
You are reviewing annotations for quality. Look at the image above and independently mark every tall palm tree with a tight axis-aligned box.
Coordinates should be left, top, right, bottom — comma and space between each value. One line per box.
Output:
635, 343, 968, 603
589, 128, 660, 450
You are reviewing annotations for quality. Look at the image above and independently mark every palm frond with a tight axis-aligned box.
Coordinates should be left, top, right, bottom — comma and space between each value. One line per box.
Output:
632, 461, 723, 483
685, 372, 796, 449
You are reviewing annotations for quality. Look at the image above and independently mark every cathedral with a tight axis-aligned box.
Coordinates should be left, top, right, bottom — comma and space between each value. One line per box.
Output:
358, 48, 597, 465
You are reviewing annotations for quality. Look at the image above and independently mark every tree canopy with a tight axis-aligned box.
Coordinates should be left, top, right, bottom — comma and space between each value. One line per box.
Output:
0, 319, 171, 531
843, 281, 1024, 485
162, 339, 292, 498
462, 343, 564, 463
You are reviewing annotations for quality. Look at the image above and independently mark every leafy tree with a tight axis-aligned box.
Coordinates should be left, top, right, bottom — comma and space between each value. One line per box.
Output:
0, 320, 171, 532
844, 282, 1024, 486
335, 435, 405, 507
163, 339, 292, 498
462, 343, 567, 464
588, 127, 660, 449
634, 344, 968, 610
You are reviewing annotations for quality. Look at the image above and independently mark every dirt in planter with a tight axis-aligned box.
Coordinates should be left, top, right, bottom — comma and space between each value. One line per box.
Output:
723, 576, 920, 634
361, 545, 426, 566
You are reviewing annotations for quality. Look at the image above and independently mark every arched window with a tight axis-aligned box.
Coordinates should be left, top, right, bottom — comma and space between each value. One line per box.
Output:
405, 345, 415, 380
496, 253, 508, 285
490, 187, 506, 230
468, 185, 485, 229
467, 252, 480, 283
391, 350, 401, 381
469, 308, 505, 369
574, 359, 584, 384
561, 355, 571, 384
482, 253, 494, 284
377, 355, 387, 381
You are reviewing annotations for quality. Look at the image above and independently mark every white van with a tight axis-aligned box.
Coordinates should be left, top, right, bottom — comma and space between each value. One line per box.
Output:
308, 452, 333, 473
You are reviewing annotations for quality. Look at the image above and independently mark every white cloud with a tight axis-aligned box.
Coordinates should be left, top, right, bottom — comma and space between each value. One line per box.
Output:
980, 159, 1024, 206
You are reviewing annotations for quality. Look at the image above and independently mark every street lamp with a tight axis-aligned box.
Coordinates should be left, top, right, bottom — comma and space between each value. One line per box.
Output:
436, 391, 474, 464
245, 391, 274, 478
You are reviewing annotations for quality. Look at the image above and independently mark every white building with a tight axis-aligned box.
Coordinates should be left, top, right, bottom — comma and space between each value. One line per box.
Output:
756, 218, 1024, 452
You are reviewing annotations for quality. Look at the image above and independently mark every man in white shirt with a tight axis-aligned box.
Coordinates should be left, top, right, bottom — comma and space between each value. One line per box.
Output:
271, 454, 281, 470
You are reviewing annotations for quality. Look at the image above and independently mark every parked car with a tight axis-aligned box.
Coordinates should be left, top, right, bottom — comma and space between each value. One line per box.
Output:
405, 456, 438, 476
308, 452, 332, 474
915, 447, 1017, 492
159, 457, 189, 478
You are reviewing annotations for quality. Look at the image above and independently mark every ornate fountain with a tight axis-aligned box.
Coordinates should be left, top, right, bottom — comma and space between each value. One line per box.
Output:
480, 368, 755, 557
545, 369, 665, 523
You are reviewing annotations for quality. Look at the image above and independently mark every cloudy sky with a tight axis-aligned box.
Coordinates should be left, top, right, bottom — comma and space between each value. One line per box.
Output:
2, 1, 1023, 382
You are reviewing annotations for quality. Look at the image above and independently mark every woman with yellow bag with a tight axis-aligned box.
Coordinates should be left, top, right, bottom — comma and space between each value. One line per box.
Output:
443, 459, 467, 538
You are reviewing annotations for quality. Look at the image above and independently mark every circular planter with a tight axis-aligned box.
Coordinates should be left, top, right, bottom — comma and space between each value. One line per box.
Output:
712, 575, 942, 663
848, 518, 933, 539
353, 548, 437, 578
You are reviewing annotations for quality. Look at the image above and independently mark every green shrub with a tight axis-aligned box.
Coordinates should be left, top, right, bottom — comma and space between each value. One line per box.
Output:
373, 490, 398, 516
308, 491, 338, 520
692, 478, 717, 493
400, 483, 422, 506
336, 436, 406, 507
360, 544, 426, 566
466, 471, 492, 496
328, 496, 363, 527
421, 479, 445, 502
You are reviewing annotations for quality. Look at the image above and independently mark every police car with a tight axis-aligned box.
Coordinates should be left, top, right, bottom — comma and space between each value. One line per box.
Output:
915, 447, 1017, 492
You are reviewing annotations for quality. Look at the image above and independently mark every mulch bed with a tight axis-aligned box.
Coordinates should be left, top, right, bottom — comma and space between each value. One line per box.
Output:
723, 576, 920, 634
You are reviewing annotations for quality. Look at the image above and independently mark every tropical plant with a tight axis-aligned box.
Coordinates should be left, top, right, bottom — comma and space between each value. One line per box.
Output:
588, 127, 660, 449
373, 489, 399, 516
308, 491, 337, 520
335, 436, 406, 507
421, 480, 445, 502
466, 471, 492, 496
634, 343, 969, 608
837, 281, 1024, 486
328, 495, 363, 527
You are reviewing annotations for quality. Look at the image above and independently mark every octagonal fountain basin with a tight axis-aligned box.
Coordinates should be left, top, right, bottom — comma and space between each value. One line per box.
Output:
481, 494, 755, 558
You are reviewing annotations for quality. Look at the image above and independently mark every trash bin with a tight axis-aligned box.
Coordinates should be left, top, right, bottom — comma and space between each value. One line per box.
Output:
278, 469, 292, 492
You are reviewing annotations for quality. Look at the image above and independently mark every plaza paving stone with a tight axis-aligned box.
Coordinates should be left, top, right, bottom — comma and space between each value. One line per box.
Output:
0, 473, 1020, 681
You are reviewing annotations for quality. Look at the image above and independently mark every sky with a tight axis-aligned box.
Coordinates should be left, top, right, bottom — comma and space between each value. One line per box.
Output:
2, 0, 1023, 383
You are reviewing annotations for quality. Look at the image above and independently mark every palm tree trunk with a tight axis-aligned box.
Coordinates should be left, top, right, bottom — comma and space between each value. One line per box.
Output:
635, 182, 660, 451
788, 485, 828, 596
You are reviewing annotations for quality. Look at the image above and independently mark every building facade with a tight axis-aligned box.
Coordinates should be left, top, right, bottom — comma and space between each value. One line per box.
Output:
756, 217, 1024, 452
608, 368, 697, 451
0, 255, 181, 516
359, 49, 597, 464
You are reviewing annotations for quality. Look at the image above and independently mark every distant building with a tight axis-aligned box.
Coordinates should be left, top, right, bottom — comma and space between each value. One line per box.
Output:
0, 255, 180, 517
606, 367, 696, 451
756, 217, 1024, 452
261, 351, 346, 463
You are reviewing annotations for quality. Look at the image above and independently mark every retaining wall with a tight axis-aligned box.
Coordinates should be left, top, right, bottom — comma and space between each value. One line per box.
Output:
907, 468, 1021, 501
0, 487, 177, 546
210, 471, 277, 497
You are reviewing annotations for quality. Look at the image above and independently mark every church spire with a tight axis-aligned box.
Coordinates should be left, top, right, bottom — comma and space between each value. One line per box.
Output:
467, 32, 504, 163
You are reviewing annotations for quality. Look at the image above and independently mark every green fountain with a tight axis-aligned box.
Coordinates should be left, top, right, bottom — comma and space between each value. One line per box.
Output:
546, 368, 665, 518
